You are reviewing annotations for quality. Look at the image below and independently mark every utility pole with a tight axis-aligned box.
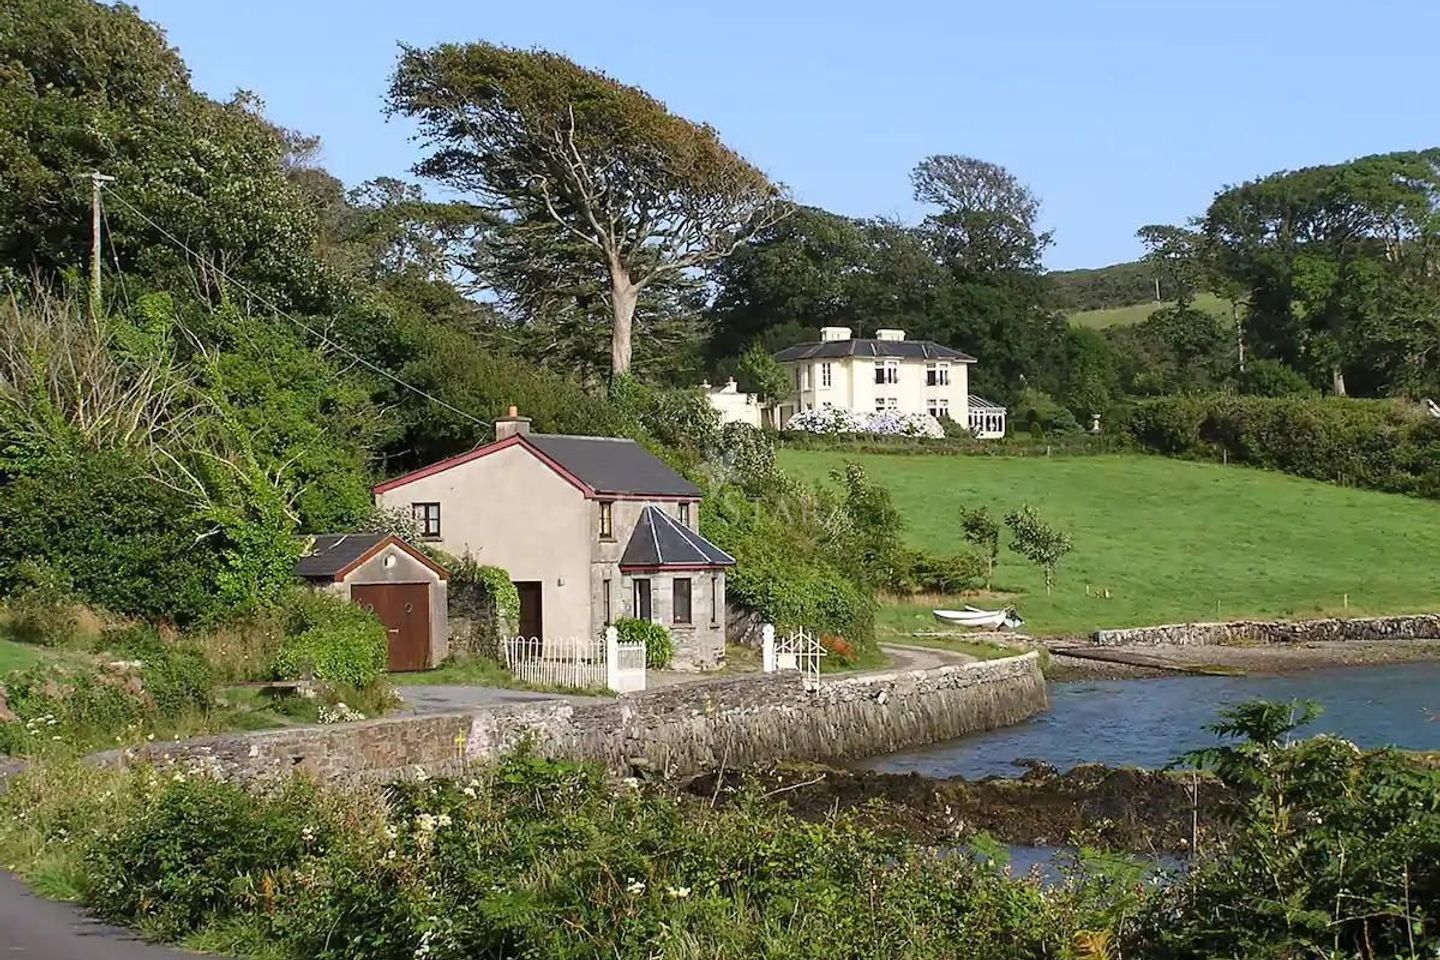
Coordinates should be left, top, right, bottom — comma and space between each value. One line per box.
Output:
89, 171, 115, 321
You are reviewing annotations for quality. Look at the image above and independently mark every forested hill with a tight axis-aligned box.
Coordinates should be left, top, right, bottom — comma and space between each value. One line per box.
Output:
1047, 260, 1159, 312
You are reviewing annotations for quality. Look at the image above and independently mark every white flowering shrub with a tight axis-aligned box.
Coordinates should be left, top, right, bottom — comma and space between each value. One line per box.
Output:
317, 701, 366, 724
787, 407, 945, 438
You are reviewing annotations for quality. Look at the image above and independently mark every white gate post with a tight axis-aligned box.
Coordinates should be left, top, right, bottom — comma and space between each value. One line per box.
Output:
761, 623, 776, 673
604, 625, 620, 692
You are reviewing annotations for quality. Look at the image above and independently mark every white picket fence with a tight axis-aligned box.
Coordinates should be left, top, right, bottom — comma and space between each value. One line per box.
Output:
501, 626, 646, 693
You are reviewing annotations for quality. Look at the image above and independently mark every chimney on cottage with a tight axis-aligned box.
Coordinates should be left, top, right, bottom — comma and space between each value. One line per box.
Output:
494, 405, 532, 441
875, 328, 907, 342
819, 326, 853, 342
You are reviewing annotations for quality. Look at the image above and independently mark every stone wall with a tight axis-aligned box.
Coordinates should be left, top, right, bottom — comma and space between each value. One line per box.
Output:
1091, 614, 1440, 648
112, 654, 1047, 783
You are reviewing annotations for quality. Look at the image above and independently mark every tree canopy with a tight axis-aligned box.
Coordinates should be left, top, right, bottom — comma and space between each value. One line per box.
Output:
387, 42, 789, 376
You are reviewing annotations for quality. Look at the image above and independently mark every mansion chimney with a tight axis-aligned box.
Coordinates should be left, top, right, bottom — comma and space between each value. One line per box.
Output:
494, 405, 532, 441
819, 326, 853, 342
875, 328, 907, 341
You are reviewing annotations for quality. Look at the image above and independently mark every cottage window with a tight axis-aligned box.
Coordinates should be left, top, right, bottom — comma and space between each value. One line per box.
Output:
793, 368, 802, 390
820, 362, 832, 388
673, 578, 692, 625
633, 578, 652, 621
800, 365, 810, 390
598, 501, 614, 540
412, 502, 441, 539
679, 502, 691, 526
603, 579, 612, 625
711, 575, 720, 625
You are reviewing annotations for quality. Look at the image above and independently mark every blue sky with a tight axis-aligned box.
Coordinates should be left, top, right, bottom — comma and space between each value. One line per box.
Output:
132, 0, 1440, 269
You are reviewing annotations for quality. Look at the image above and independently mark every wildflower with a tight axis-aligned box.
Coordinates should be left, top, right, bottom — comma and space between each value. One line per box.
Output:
665, 885, 691, 899
625, 878, 645, 895
461, 785, 477, 798
383, 824, 398, 840
435, 813, 452, 829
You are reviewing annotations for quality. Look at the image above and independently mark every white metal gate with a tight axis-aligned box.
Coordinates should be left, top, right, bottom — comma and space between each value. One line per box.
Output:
763, 625, 826, 690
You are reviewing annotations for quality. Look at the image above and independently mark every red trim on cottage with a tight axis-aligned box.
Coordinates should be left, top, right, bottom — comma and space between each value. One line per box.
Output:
331, 535, 450, 582
371, 435, 591, 497
619, 563, 731, 574
371, 434, 700, 501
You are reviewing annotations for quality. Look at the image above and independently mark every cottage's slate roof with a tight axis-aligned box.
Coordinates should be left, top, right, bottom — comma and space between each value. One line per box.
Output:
294, 533, 390, 579
527, 434, 701, 498
773, 339, 976, 362
620, 506, 735, 569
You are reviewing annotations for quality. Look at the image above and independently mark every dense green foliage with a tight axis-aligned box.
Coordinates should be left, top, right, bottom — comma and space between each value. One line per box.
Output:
1122, 702, 1440, 958
5, 710, 1438, 959
1126, 395, 1440, 498
613, 617, 674, 670
779, 449, 1440, 636
272, 591, 389, 689
1004, 505, 1073, 594
1048, 259, 1162, 311
0, 624, 216, 755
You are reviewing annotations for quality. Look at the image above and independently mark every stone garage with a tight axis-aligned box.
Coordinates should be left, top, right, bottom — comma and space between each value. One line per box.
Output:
296, 533, 449, 672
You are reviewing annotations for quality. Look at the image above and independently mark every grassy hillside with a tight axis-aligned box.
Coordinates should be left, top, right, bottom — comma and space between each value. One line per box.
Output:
1068, 291, 1232, 329
777, 450, 1440, 637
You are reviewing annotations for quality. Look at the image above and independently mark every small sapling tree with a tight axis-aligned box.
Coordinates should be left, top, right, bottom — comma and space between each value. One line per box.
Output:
959, 506, 1000, 589
1004, 505, 1072, 594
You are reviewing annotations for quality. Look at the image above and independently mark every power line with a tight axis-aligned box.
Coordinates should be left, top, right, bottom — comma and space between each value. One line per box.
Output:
100, 184, 489, 428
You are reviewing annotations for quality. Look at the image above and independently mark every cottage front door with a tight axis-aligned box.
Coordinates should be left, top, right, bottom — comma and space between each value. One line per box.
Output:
514, 581, 543, 641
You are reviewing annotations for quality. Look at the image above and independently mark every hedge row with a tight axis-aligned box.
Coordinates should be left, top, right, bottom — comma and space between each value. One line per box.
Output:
1125, 395, 1440, 498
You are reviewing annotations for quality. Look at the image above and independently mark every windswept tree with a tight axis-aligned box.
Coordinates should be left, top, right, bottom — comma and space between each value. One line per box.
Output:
911, 155, 1052, 276
387, 43, 790, 376
1004, 505, 1072, 594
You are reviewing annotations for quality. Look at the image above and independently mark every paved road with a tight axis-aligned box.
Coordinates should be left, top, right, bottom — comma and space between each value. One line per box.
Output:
395, 684, 601, 713
0, 871, 199, 958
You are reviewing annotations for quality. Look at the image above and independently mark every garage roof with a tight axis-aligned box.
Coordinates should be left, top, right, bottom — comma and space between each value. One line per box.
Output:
295, 533, 448, 582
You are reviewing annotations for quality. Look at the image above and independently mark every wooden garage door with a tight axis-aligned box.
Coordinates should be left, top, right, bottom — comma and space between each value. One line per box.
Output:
351, 583, 431, 672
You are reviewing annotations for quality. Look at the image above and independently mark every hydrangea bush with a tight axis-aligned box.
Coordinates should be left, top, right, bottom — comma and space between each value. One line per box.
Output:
787, 407, 945, 438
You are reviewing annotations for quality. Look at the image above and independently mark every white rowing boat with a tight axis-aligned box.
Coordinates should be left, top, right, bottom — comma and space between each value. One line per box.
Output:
933, 607, 1006, 629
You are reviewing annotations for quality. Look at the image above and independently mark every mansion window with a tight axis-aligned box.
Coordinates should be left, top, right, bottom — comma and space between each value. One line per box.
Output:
598, 501, 614, 540
874, 397, 898, 412
927, 398, 951, 419
873, 360, 900, 385
820, 362, 833, 387
672, 578, 692, 625
926, 362, 950, 387
412, 502, 441, 539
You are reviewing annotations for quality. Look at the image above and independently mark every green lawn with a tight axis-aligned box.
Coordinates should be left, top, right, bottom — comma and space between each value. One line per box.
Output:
778, 450, 1440, 637
0, 637, 43, 674
1068, 291, 1231, 329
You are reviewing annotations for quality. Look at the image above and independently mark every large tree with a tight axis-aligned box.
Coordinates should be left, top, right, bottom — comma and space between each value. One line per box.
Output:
387, 43, 789, 376
1201, 150, 1440, 395
911, 155, 1052, 276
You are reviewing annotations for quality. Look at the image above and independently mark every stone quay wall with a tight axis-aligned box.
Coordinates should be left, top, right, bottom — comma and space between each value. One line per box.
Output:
110, 653, 1047, 784
1091, 614, 1440, 648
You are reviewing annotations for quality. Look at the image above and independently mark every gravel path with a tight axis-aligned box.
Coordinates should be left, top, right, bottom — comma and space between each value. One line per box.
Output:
395, 684, 602, 713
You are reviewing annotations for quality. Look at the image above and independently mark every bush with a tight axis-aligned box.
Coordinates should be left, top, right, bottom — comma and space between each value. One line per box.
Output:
1011, 388, 1082, 437
1126, 394, 1440, 498
272, 591, 388, 689
613, 617, 674, 669
787, 406, 946, 438
86, 776, 322, 941
907, 552, 986, 594
0, 630, 215, 755
0, 451, 232, 624
1239, 358, 1315, 397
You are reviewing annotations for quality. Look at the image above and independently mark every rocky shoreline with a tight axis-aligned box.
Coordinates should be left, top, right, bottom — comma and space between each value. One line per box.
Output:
1043, 638, 1440, 681
686, 760, 1234, 854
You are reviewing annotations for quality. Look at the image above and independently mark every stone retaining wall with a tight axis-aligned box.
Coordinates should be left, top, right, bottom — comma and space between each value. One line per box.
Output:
1091, 614, 1440, 648
109, 654, 1047, 783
